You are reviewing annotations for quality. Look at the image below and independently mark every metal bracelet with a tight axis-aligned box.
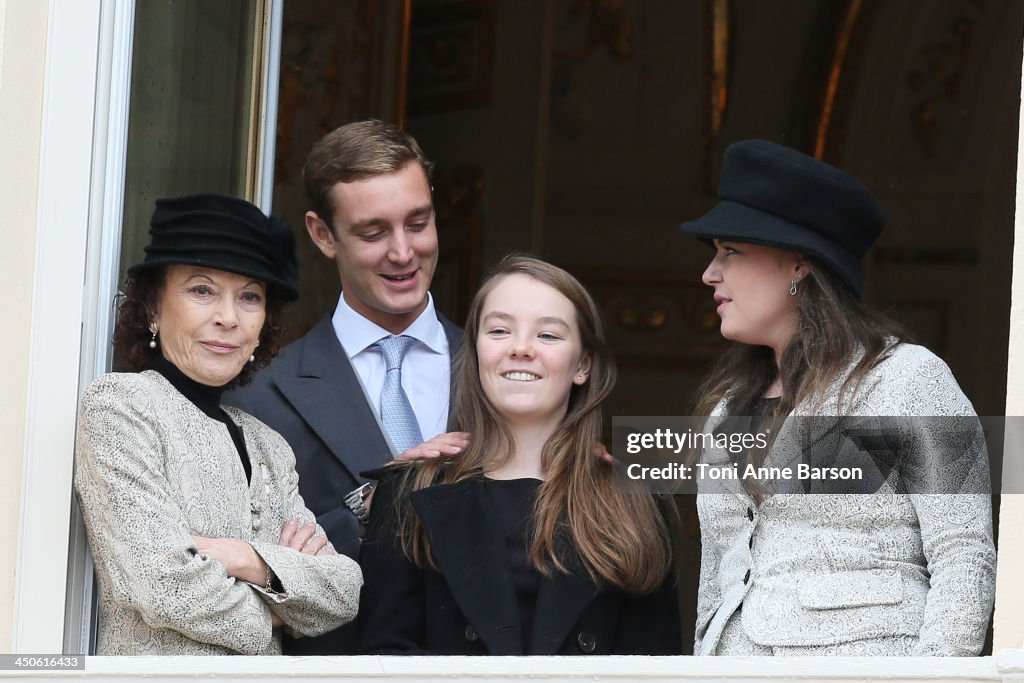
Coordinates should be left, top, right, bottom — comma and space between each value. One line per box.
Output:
344, 482, 377, 525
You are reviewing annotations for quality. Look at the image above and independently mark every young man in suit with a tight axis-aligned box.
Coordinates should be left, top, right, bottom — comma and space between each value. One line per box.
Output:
225, 120, 465, 654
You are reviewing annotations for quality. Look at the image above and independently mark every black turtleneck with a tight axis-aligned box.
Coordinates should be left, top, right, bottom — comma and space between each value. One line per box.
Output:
150, 355, 252, 483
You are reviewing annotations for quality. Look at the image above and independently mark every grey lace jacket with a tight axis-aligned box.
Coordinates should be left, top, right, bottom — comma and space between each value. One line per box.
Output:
695, 343, 996, 656
74, 371, 363, 655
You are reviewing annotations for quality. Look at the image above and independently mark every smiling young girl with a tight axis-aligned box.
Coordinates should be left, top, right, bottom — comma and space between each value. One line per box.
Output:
681, 140, 995, 656
356, 255, 681, 655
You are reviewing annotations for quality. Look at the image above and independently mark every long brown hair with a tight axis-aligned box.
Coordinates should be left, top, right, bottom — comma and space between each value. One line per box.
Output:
394, 255, 671, 594
695, 257, 909, 498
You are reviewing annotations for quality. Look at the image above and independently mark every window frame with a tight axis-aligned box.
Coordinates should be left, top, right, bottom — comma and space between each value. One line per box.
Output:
44, 0, 281, 654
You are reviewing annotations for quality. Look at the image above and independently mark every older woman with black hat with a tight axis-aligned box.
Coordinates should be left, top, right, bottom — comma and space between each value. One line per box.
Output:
74, 194, 362, 655
681, 140, 995, 656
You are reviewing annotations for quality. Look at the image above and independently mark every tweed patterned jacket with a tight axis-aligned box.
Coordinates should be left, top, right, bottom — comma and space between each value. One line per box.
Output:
695, 343, 996, 656
74, 371, 363, 655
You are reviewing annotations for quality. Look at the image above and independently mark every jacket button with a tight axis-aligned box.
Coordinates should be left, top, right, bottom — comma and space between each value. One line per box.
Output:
746, 507, 754, 521
743, 569, 751, 584
577, 631, 597, 654
464, 624, 479, 643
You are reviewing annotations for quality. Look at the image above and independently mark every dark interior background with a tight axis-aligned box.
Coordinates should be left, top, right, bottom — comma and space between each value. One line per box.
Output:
270, 0, 1024, 653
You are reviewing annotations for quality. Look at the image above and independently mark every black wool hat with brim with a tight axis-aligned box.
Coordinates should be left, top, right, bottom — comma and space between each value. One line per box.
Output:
128, 193, 300, 301
679, 140, 884, 299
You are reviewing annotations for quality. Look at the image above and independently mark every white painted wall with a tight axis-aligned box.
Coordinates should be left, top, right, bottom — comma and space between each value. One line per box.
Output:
12, 0, 105, 653
993, 42, 1024, 652
0, 0, 47, 652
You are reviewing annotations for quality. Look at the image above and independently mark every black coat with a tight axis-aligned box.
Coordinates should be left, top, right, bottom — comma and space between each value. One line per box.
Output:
224, 313, 463, 655
357, 474, 682, 655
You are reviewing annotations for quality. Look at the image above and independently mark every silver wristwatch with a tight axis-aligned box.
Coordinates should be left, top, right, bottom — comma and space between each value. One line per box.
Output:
344, 482, 377, 525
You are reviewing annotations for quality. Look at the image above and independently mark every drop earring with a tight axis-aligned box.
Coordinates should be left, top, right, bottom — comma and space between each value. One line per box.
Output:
148, 322, 159, 349
789, 279, 799, 296
250, 339, 260, 363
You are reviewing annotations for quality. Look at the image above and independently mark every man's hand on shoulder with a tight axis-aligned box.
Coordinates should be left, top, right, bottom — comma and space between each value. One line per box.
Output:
594, 441, 615, 464
394, 431, 470, 462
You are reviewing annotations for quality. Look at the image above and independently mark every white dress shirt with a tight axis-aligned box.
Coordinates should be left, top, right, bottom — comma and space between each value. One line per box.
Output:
331, 292, 451, 452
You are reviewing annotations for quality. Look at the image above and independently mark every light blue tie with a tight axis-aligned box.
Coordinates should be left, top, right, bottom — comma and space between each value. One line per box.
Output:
374, 335, 424, 454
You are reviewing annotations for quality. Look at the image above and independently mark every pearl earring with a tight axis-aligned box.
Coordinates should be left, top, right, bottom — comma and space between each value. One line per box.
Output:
148, 322, 159, 349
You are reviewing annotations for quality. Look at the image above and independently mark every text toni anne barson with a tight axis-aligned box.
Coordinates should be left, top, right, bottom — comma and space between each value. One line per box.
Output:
626, 462, 865, 482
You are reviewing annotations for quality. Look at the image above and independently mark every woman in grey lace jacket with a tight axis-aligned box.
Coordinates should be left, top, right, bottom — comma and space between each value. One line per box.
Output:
678, 141, 995, 656
74, 194, 362, 655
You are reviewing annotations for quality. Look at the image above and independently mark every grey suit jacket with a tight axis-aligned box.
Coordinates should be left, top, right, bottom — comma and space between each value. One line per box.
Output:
224, 311, 462, 654
695, 343, 996, 656
226, 313, 463, 557
74, 371, 363, 655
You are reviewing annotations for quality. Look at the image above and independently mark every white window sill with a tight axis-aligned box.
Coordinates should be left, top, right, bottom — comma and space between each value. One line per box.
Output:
2, 650, 1023, 681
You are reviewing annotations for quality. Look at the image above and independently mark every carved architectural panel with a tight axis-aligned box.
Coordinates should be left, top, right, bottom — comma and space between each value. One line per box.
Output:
901, 0, 994, 159
570, 268, 725, 368
408, 0, 495, 115
837, 0, 1019, 170
273, 0, 409, 340
431, 164, 484, 324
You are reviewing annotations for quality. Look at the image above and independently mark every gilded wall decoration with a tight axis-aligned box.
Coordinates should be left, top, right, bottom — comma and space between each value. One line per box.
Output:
702, 0, 878, 175
903, 0, 990, 158
571, 268, 725, 370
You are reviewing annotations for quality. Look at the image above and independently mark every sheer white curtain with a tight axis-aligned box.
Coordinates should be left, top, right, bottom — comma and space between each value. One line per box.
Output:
119, 0, 262, 278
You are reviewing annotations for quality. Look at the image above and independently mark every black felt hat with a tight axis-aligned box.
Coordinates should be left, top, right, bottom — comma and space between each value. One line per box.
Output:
679, 140, 884, 298
128, 193, 299, 300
